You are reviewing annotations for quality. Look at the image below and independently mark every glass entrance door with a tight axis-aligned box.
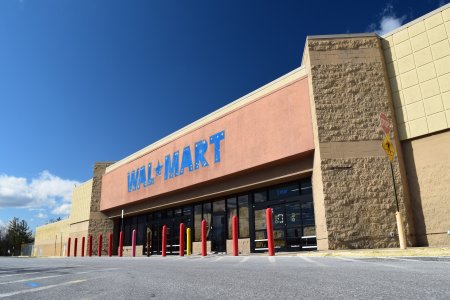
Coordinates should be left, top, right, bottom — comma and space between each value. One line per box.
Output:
285, 203, 303, 250
211, 214, 226, 252
272, 205, 286, 250
251, 196, 316, 252
211, 200, 226, 253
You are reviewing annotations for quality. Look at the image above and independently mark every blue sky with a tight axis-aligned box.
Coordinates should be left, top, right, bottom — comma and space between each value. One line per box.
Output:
0, 0, 448, 232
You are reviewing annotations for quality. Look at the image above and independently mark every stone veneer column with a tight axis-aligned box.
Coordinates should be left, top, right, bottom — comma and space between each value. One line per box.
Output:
304, 34, 415, 250
87, 162, 115, 256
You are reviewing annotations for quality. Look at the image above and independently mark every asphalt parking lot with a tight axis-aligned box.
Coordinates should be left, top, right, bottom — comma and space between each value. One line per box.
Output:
0, 255, 449, 299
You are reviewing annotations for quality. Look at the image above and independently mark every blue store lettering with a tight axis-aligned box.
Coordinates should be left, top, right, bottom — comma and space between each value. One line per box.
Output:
127, 130, 225, 192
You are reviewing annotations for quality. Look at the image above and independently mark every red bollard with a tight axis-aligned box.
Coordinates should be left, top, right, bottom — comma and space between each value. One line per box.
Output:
108, 233, 113, 257
232, 215, 238, 256
74, 238, 78, 257
81, 237, 85, 257
132, 229, 136, 257
119, 231, 123, 257
162, 225, 167, 257
266, 208, 275, 256
201, 220, 207, 256
179, 223, 185, 257
88, 235, 93, 257
98, 233, 103, 257
67, 237, 71, 257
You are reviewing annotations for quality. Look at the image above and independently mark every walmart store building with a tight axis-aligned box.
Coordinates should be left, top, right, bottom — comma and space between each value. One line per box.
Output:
35, 5, 450, 256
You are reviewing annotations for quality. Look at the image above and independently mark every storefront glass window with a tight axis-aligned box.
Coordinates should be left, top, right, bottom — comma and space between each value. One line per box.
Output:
253, 191, 267, 203
124, 218, 131, 245
286, 203, 301, 226
301, 195, 315, 227
300, 179, 312, 194
213, 199, 225, 213
183, 206, 192, 216
238, 195, 249, 238
137, 215, 146, 245
203, 202, 212, 239
269, 183, 300, 201
194, 204, 202, 242
254, 208, 266, 231
227, 197, 237, 239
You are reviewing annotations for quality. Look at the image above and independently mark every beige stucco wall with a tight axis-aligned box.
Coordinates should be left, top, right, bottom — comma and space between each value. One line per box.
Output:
68, 180, 94, 256
382, 4, 450, 140
70, 179, 93, 224
382, 4, 450, 247
34, 219, 70, 257
402, 130, 450, 246
34, 179, 93, 256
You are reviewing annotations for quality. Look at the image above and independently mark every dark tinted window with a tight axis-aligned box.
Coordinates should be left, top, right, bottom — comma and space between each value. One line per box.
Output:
269, 183, 300, 201
227, 197, 237, 239
213, 199, 225, 213
300, 179, 312, 194
238, 195, 249, 238
253, 191, 267, 203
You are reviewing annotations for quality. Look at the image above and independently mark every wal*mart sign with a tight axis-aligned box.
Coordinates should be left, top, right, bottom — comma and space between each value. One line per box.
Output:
127, 130, 225, 193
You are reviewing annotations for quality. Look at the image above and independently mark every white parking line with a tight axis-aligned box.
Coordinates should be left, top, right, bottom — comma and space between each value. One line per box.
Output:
239, 256, 250, 263
0, 266, 86, 279
0, 279, 86, 298
0, 274, 65, 285
0, 272, 41, 278
384, 257, 450, 264
335, 257, 357, 262
298, 256, 327, 267
208, 257, 224, 263
180, 257, 204, 262
335, 257, 406, 269
0, 267, 118, 285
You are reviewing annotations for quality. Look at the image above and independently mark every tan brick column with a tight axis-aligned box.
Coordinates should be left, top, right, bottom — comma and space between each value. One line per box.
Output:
87, 162, 115, 255
304, 34, 416, 250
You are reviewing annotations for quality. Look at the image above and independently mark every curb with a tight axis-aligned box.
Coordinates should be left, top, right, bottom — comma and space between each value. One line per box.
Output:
294, 247, 450, 258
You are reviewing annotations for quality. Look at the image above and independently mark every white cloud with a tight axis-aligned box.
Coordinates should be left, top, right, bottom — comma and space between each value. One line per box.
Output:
51, 204, 71, 216
367, 4, 406, 36
30, 171, 77, 203
0, 175, 32, 207
0, 171, 80, 212
35, 212, 48, 219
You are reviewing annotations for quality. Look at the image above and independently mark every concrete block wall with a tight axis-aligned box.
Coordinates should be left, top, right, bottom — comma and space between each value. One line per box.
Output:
192, 241, 211, 255
87, 162, 115, 256
226, 238, 251, 255
305, 34, 415, 250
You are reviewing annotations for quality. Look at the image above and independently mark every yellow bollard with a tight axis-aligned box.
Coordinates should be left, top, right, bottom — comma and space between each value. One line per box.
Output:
186, 227, 191, 256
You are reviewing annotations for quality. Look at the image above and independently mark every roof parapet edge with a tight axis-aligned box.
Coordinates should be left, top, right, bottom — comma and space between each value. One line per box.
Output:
307, 33, 378, 40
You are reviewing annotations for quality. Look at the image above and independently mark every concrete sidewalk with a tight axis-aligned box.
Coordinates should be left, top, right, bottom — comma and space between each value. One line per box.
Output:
294, 247, 450, 257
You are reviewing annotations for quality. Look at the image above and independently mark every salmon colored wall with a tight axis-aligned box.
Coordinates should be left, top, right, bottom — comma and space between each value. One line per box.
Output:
100, 77, 313, 211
